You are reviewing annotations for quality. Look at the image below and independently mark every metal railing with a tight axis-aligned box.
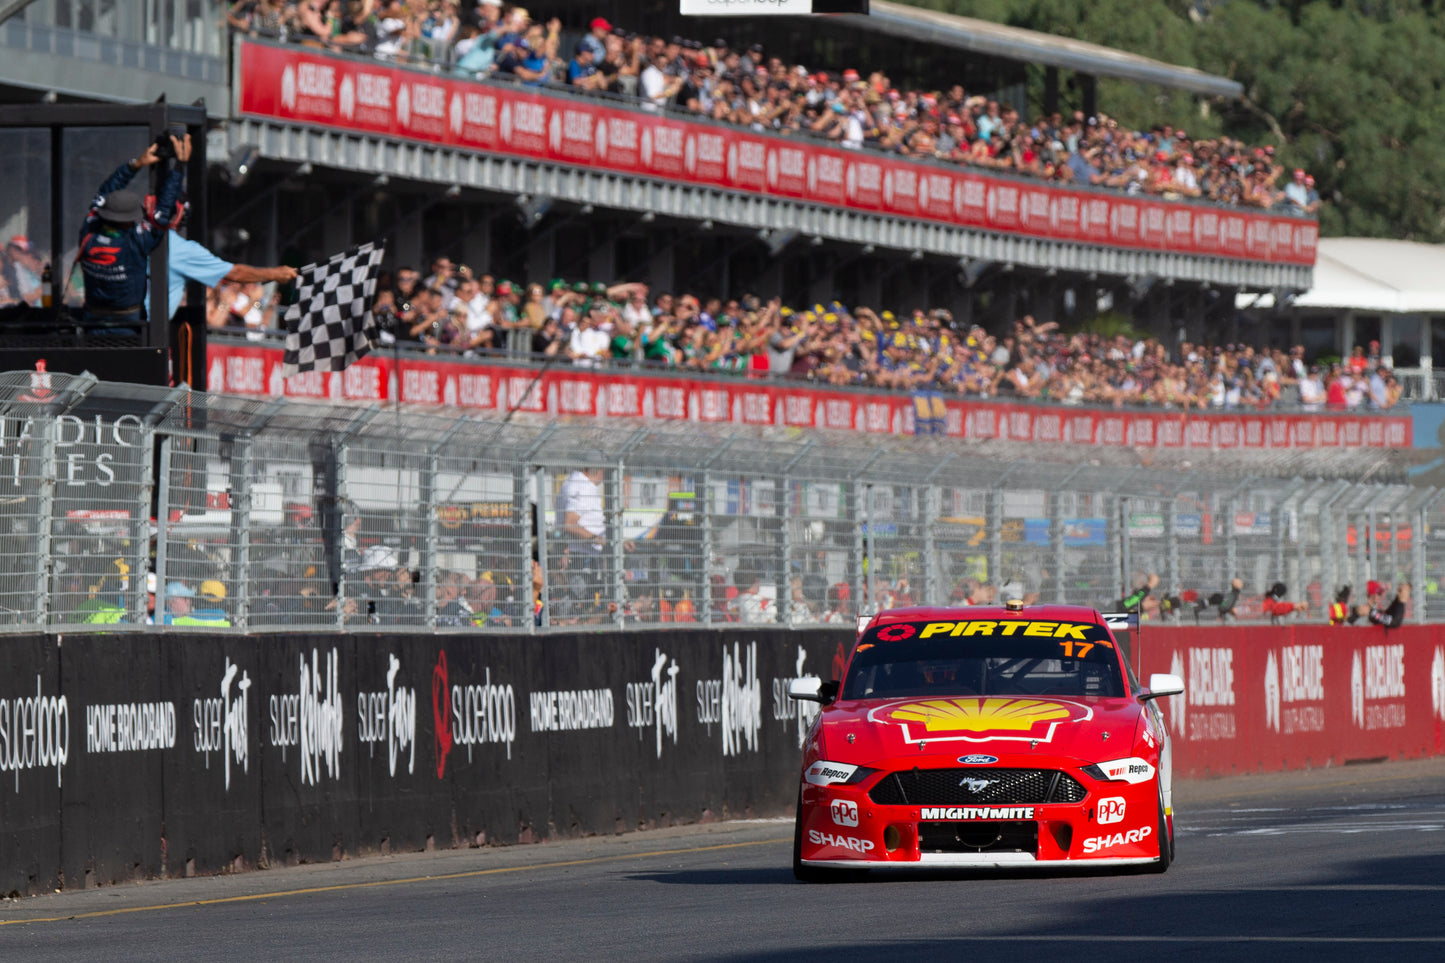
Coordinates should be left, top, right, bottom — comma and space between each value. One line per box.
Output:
0, 371, 1433, 632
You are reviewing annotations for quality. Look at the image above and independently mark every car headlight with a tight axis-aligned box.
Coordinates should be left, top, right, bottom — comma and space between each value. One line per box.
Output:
1080, 757, 1156, 784
804, 761, 879, 786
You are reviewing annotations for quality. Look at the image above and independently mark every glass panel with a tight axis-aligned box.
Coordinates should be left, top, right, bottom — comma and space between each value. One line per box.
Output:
60, 126, 153, 307
0, 129, 52, 308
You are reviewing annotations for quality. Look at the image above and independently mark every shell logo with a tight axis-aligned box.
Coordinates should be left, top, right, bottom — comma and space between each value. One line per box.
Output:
684, 135, 695, 173
641, 128, 653, 166
596, 119, 609, 159
845, 163, 856, 199
766, 149, 778, 187
449, 93, 463, 135
869, 697, 1092, 744
500, 102, 512, 143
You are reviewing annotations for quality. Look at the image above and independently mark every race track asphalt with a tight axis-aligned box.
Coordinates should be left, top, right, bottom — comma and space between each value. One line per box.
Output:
2, 755, 1443, 962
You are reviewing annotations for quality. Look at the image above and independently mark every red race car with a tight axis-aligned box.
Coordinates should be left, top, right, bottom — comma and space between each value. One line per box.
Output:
788, 602, 1183, 879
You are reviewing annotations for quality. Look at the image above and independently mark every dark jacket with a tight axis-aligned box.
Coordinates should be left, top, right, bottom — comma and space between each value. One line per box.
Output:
78, 162, 184, 310
1368, 595, 1406, 628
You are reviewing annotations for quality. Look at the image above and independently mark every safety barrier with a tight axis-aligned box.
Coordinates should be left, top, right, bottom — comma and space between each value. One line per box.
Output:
3, 623, 1444, 894
0, 627, 849, 895
1138, 625, 1445, 777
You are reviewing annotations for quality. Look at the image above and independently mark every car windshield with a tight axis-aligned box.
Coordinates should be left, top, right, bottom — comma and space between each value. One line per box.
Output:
841, 617, 1125, 700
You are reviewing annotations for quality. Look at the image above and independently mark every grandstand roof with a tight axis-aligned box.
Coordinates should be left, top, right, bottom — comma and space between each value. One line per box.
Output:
849, 2, 1244, 100
1237, 238, 1445, 313
1293, 238, 1445, 313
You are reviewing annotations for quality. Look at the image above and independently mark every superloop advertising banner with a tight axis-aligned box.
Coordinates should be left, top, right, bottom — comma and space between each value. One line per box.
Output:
206, 341, 1412, 450
235, 40, 1318, 267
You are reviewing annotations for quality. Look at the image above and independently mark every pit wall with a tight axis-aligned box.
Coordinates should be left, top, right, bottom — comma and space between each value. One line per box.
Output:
2, 625, 1442, 895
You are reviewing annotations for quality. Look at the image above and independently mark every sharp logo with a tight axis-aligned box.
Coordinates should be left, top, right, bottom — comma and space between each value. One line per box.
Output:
1081, 825, 1152, 854
830, 799, 858, 827
1097, 796, 1126, 825
959, 777, 994, 792
920, 806, 1034, 820
808, 830, 874, 853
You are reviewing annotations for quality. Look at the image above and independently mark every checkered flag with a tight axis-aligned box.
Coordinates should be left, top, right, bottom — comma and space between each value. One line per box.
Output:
281, 242, 386, 378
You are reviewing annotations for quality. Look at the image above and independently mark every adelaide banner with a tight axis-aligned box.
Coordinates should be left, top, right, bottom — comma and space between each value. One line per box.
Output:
235, 39, 1317, 266
206, 341, 1412, 450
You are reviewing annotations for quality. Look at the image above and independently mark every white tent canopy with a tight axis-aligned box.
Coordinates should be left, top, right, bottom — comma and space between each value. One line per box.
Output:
1241, 237, 1445, 313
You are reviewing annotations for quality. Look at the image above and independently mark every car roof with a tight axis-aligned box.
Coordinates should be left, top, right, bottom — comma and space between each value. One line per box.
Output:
868, 604, 1106, 626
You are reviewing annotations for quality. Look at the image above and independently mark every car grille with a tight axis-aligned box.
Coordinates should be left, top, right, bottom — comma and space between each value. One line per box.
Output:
917, 821, 1038, 855
868, 768, 1087, 806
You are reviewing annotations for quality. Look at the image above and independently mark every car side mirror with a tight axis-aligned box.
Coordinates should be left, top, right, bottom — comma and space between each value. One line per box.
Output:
1141, 672, 1185, 701
788, 677, 838, 704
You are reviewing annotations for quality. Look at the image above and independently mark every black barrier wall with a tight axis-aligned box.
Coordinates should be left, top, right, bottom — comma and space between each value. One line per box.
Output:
0, 628, 853, 895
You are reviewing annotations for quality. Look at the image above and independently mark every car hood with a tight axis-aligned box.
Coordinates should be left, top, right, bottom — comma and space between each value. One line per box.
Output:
819, 694, 1142, 766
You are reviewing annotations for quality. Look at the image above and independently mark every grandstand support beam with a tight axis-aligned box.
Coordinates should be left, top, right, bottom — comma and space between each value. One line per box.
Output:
226, 120, 1312, 293
1080, 74, 1097, 121
1044, 67, 1060, 117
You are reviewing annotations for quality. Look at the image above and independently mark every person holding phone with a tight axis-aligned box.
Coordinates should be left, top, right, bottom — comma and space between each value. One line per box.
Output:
77, 130, 189, 327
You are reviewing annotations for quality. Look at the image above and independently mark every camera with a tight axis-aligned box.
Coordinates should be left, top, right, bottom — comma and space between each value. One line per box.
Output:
151, 124, 187, 161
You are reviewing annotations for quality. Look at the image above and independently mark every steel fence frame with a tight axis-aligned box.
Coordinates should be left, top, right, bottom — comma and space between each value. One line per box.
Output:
0, 372, 1433, 633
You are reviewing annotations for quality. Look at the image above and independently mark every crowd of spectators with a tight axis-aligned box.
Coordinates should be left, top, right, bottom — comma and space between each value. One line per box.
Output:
225, 1, 1321, 215
255, 256, 1399, 410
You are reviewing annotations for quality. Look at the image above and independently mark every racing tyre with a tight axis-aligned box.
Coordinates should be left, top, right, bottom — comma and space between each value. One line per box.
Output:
1146, 790, 1172, 874
792, 794, 867, 883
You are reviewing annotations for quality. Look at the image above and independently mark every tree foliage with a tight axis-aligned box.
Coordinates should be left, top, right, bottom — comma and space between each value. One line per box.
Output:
908, 0, 1445, 239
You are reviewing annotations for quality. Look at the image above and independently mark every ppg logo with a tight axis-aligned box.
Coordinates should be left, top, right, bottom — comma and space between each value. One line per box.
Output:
830, 799, 859, 827
1097, 797, 1127, 825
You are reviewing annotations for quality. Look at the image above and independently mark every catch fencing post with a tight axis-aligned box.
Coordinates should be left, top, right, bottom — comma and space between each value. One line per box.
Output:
699, 437, 735, 627
33, 417, 57, 628
778, 441, 814, 625
852, 449, 885, 615
334, 405, 380, 629
153, 435, 173, 622
921, 455, 954, 606
533, 467, 550, 629
1415, 490, 1444, 622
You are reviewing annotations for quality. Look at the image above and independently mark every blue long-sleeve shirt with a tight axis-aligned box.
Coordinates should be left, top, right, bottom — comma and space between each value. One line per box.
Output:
77, 161, 184, 311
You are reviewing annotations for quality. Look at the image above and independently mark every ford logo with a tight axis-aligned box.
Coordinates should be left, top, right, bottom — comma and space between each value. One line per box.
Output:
958, 754, 998, 765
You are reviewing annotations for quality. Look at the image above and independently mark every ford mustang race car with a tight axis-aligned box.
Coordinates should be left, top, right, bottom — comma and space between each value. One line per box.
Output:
788, 602, 1183, 879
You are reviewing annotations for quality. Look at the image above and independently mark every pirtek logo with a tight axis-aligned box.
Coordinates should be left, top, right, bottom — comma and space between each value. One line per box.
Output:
808, 830, 874, 853
920, 806, 1034, 820
1081, 825, 1152, 854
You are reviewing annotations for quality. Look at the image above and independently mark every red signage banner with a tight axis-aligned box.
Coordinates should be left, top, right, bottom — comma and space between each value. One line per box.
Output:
1137, 626, 1445, 777
206, 342, 1411, 449
236, 40, 1318, 267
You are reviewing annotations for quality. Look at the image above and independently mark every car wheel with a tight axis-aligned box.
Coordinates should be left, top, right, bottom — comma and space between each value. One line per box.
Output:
1146, 788, 1172, 874
793, 791, 867, 883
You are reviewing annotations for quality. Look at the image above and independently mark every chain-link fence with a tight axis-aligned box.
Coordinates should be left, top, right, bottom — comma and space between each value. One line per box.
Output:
1, 371, 1437, 632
